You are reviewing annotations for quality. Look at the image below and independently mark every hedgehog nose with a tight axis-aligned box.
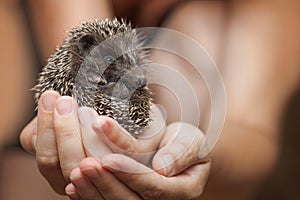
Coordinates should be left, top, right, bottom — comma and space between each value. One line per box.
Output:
136, 77, 147, 88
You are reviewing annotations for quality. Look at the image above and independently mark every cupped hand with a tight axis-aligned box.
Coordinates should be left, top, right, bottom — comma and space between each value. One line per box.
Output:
79, 103, 166, 165
20, 90, 166, 195
20, 91, 86, 194
66, 122, 211, 200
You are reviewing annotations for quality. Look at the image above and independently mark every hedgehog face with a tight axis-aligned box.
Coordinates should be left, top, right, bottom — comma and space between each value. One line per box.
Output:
77, 33, 148, 100
101, 53, 147, 100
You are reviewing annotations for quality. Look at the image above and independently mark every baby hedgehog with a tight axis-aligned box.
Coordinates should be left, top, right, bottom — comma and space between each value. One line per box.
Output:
33, 18, 151, 136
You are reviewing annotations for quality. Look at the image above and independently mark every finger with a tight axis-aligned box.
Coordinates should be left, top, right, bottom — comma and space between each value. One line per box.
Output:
92, 116, 157, 165
69, 168, 104, 200
91, 104, 166, 154
53, 96, 86, 181
92, 115, 140, 153
20, 117, 37, 154
65, 183, 80, 200
35, 91, 67, 195
152, 122, 206, 176
77, 107, 112, 159
80, 157, 141, 200
102, 154, 210, 200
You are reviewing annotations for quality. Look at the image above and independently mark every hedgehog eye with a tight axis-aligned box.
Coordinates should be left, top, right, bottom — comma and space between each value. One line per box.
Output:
87, 76, 107, 85
98, 79, 107, 86
104, 55, 114, 64
78, 34, 97, 56
87, 76, 97, 84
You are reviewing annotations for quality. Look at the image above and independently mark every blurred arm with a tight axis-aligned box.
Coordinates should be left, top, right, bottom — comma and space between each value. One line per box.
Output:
0, 0, 34, 148
27, 0, 113, 62
158, 0, 300, 199
207, 1, 300, 198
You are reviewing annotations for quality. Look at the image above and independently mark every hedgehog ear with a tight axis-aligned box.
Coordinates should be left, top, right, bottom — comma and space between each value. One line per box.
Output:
78, 34, 97, 56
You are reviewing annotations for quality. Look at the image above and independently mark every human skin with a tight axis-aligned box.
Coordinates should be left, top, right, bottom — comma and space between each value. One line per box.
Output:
20, 0, 300, 200
0, 0, 34, 149
21, 91, 210, 199
167, 1, 300, 199
27, 0, 113, 62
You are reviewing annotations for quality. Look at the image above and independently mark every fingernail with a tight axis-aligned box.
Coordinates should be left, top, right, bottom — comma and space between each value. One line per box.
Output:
78, 107, 94, 127
56, 97, 73, 116
161, 154, 174, 176
93, 116, 110, 134
70, 168, 80, 181
65, 183, 79, 200
70, 169, 88, 188
41, 92, 58, 112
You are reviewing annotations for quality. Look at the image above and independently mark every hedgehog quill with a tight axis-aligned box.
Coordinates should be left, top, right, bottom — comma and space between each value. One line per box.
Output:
34, 18, 151, 136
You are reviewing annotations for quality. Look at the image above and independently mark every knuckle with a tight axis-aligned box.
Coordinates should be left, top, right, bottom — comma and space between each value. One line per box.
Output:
188, 185, 204, 199
98, 184, 111, 194
106, 124, 120, 144
178, 139, 199, 166
60, 166, 73, 179
181, 177, 204, 199
61, 163, 79, 180
38, 113, 54, 129
54, 125, 76, 138
141, 185, 164, 200
123, 137, 136, 153
184, 144, 196, 164
172, 142, 194, 170
39, 119, 54, 130
37, 153, 59, 170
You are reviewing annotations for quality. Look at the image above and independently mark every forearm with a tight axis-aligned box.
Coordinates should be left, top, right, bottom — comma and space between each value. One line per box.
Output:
0, 0, 34, 148
223, 0, 300, 131
158, 1, 300, 199
203, 1, 300, 198
27, 0, 113, 61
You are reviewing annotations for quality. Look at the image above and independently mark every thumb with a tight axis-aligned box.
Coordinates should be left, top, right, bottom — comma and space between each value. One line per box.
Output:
152, 122, 207, 176
19, 117, 37, 154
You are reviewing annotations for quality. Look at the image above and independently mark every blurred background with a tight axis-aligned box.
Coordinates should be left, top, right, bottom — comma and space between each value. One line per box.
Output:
255, 90, 300, 200
0, 0, 299, 199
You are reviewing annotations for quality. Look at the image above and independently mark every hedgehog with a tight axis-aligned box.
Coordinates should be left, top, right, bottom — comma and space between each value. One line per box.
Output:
33, 18, 151, 136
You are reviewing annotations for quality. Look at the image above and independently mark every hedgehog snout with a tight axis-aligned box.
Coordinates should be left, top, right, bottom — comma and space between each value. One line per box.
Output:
111, 74, 147, 100
121, 72, 147, 90
136, 77, 147, 88
129, 66, 147, 88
